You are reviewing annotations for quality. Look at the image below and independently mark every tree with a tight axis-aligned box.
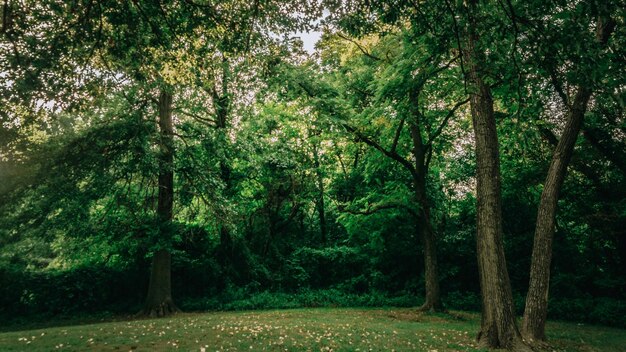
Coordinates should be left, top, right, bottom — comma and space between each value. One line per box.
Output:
0, 0, 318, 316
286, 29, 469, 311
141, 89, 179, 316
522, 5, 616, 342
461, 1, 527, 349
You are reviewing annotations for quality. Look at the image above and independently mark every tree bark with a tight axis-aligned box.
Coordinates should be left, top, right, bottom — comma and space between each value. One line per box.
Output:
143, 249, 177, 317
408, 116, 442, 312
141, 89, 179, 317
522, 88, 591, 341
463, 2, 527, 349
469, 65, 526, 351
418, 203, 441, 312
522, 15, 614, 343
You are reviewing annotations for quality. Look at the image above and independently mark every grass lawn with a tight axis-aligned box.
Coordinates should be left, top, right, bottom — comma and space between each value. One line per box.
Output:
0, 308, 624, 351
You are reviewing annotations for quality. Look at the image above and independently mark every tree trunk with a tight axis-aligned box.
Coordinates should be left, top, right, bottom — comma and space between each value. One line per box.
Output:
344, 81, 444, 313
408, 103, 442, 312
143, 249, 177, 317
470, 64, 526, 351
463, 3, 527, 349
522, 88, 591, 342
522, 15, 614, 343
214, 56, 230, 130
141, 90, 179, 317
419, 210, 441, 311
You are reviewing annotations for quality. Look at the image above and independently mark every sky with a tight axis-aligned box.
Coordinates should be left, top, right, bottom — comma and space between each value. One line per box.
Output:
296, 30, 323, 53
293, 9, 328, 54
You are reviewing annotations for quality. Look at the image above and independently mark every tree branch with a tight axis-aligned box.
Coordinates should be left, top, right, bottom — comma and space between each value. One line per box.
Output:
391, 118, 405, 153
425, 55, 460, 81
174, 108, 217, 126
297, 81, 315, 98
337, 33, 381, 61
426, 97, 470, 147
294, 76, 416, 177
549, 67, 569, 107
444, 0, 467, 93
343, 123, 417, 177
338, 201, 418, 218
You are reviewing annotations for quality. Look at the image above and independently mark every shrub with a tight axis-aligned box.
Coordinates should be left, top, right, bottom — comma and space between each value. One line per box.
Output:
443, 291, 481, 312
549, 297, 626, 328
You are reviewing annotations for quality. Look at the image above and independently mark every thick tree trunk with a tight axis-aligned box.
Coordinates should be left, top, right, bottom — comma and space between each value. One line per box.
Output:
470, 79, 525, 350
143, 250, 177, 317
522, 88, 591, 342
471, 77, 527, 350
522, 15, 614, 343
463, 3, 527, 349
141, 90, 179, 317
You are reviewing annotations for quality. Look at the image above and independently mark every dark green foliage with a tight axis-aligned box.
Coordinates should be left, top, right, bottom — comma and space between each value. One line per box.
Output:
179, 289, 418, 312
285, 246, 384, 292
0, 264, 145, 319
549, 297, 626, 328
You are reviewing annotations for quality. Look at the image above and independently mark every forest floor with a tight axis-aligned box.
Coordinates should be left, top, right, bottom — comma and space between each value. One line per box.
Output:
0, 308, 624, 351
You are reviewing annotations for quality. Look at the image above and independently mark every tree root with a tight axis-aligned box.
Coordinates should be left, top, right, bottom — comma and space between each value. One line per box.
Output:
417, 302, 446, 313
522, 337, 552, 351
137, 300, 180, 318
477, 328, 533, 352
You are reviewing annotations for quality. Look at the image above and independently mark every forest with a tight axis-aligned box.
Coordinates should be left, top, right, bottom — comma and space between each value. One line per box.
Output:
0, 0, 624, 351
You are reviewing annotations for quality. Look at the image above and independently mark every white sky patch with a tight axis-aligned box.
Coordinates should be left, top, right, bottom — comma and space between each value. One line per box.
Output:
292, 8, 327, 54
294, 30, 323, 54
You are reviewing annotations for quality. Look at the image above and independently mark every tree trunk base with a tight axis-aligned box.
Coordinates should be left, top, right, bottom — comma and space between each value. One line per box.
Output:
417, 301, 445, 313
477, 331, 532, 352
138, 300, 180, 318
522, 335, 550, 350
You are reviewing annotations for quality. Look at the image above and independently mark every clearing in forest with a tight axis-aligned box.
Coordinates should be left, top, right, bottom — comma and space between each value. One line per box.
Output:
0, 308, 624, 351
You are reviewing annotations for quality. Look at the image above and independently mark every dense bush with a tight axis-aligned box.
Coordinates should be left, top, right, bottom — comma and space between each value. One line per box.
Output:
179, 288, 418, 312
549, 297, 626, 328
0, 265, 145, 319
2, 258, 625, 329
285, 246, 369, 290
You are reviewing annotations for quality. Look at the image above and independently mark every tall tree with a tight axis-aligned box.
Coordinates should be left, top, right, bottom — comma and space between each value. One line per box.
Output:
290, 30, 468, 311
461, 1, 527, 349
0, 0, 318, 316
141, 89, 179, 316
522, 8, 616, 342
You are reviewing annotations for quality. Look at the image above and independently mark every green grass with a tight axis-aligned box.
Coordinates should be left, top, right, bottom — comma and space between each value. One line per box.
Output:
0, 308, 624, 351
